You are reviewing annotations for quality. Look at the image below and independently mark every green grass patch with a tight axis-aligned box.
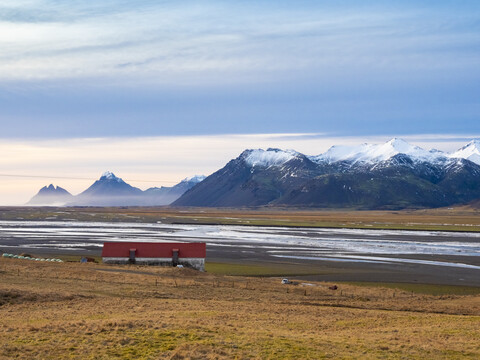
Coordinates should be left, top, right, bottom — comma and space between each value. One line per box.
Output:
2, 207, 480, 232
20, 254, 104, 263
346, 282, 480, 295
206, 261, 327, 277
172, 217, 480, 232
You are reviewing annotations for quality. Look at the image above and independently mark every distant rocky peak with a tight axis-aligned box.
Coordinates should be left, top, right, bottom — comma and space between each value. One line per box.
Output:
100, 171, 123, 182
27, 184, 73, 205
40, 184, 66, 193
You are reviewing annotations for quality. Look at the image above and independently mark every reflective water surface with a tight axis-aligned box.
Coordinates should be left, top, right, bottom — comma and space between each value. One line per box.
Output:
1, 220, 480, 270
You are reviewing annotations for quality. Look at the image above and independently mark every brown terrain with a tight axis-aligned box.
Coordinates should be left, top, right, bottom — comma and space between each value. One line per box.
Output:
1, 206, 480, 358
1, 257, 479, 359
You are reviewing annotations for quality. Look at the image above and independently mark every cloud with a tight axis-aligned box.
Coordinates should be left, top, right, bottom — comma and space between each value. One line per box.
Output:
0, 1, 478, 83
0, 2, 478, 161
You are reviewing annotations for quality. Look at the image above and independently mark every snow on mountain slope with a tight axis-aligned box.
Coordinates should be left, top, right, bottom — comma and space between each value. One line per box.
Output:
235, 139, 480, 170
243, 148, 298, 167
174, 138, 480, 209
312, 138, 447, 164
450, 140, 480, 165
183, 175, 206, 183
100, 171, 123, 183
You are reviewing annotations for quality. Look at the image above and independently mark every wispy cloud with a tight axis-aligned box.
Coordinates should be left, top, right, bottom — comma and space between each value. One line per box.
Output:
1, 1, 479, 83
0, 2, 478, 143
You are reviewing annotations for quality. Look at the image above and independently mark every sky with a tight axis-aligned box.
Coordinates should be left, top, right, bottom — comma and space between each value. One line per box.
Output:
0, 1, 479, 204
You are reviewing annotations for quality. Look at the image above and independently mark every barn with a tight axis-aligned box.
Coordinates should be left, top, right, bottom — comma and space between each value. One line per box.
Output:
101, 242, 206, 271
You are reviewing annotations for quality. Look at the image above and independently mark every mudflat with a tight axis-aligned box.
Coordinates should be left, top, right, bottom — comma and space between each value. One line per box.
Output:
1, 206, 480, 287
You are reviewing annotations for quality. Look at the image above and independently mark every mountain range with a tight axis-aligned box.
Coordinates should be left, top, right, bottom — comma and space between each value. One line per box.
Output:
173, 139, 480, 209
27, 139, 480, 209
27, 172, 205, 206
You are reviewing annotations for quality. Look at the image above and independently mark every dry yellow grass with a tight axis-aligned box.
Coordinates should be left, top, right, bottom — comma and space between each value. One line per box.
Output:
1, 258, 479, 359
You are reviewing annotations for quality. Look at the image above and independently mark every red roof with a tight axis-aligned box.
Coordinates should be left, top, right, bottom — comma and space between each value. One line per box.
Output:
101, 242, 206, 258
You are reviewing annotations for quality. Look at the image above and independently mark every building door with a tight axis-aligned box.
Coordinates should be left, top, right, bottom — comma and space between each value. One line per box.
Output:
129, 249, 136, 264
172, 249, 179, 267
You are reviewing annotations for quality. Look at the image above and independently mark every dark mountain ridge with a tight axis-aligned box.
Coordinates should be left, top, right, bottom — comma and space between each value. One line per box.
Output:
174, 139, 480, 209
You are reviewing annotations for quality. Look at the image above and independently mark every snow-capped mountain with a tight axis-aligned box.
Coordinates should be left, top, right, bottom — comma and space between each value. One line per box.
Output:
174, 138, 480, 209
449, 140, 480, 165
311, 138, 447, 165
25, 139, 480, 209
183, 175, 207, 183
143, 175, 206, 205
74, 171, 144, 205
27, 172, 206, 207
27, 184, 74, 206
99, 171, 123, 182
243, 148, 300, 167
175, 148, 317, 207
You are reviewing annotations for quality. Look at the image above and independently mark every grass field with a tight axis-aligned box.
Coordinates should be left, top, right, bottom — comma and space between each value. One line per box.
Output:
346, 282, 480, 296
1, 258, 479, 359
1, 206, 480, 232
205, 262, 335, 278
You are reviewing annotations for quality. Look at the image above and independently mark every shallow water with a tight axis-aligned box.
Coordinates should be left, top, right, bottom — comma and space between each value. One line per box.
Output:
1, 220, 479, 270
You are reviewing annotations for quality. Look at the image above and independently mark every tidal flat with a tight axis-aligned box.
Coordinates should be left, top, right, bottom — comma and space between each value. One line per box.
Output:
1, 209, 480, 286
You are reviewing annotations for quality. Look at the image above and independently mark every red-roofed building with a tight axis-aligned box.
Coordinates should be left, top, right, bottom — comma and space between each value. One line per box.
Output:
101, 242, 206, 271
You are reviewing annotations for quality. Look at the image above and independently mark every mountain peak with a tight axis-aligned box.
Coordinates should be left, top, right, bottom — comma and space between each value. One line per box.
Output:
386, 137, 404, 143
182, 175, 206, 183
39, 184, 67, 193
27, 173, 208, 207
100, 171, 123, 183
462, 139, 480, 150
386, 137, 412, 149
242, 148, 299, 167
378, 138, 425, 157
450, 139, 480, 165
27, 184, 73, 205
173, 139, 480, 209
313, 138, 445, 164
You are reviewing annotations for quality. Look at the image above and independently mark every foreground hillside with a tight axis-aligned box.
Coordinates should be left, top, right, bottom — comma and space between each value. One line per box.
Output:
1, 258, 479, 359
